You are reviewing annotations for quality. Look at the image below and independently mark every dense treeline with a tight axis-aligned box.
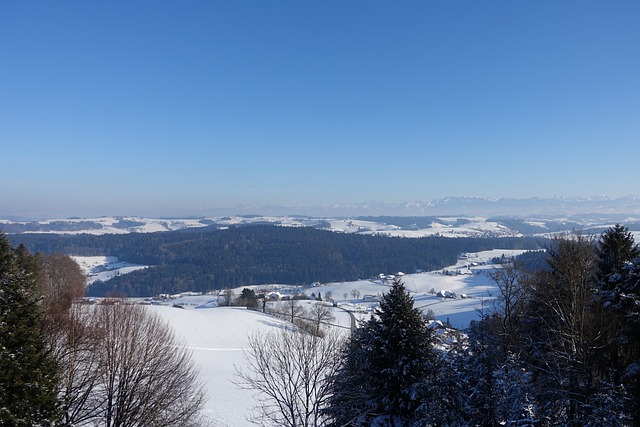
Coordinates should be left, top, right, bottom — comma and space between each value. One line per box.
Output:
319, 225, 640, 426
0, 238, 60, 424
0, 233, 204, 425
9, 225, 542, 297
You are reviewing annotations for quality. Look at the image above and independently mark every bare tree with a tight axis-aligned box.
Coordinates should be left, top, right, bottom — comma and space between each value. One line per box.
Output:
489, 263, 527, 355
525, 234, 600, 423
284, 298, 305, 324
222, 288, 235, 307
308, 302, 336, 337
51, 302, 204, 426
38, 253, 86, 319
52, 304, 106, 425
33, 254, 206, 425
350, 289, 360, 300
96, 303, 205, 427
324, 290, 333, 302
234, 328, 344, 427
35, 254, 104, 425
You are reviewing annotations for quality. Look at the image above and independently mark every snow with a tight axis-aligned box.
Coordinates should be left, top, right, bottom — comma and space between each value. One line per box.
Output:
3, 215, 524, 238
145, 305, 294, 426
71, 256, 147, 284
77, 248, 529, 425
372, 216, 520, 238
75, 247, 526, 333
309, 249, 527, 330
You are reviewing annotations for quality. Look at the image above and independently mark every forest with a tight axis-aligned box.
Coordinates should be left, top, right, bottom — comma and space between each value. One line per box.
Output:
9, 224, 542, 297
243, 225, 640, 426
3, 225, 640, 425
0, 234, 203, 426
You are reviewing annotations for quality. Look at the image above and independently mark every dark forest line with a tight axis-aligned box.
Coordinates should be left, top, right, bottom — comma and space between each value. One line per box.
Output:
9, 225, 543, 297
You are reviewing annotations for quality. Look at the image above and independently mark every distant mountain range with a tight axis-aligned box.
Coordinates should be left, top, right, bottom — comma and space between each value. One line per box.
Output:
3, 196, 640, 222
228, 196, 640, 217
2, 195, 640, 239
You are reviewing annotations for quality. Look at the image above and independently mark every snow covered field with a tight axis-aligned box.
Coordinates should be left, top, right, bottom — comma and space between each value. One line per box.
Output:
1, 215, 523, 237
104, 248, 528, 425
144, 305, 291, 426
310, 248, 527, 330
71, 256, 147, 284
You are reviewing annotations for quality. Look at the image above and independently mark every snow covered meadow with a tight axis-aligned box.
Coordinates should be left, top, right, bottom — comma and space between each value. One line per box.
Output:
71, 256, 147, 284
0, 214, 556, 238
75, 249, 526, 426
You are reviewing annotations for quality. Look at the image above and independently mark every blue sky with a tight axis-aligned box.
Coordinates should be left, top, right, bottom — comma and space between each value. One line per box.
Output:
1, 1, 639, 218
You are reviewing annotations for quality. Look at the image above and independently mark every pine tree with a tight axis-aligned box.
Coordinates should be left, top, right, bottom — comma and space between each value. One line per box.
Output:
417, 347, 472, 426
237, 287, 258, 309
597, 224, 640, 289
325, 279, 436, 426
466, 315, 500, 427
596, 225, 640, 424
494, 354, 539, 426
612, 259, 640, 425
0, 234, 60, 425
323, 320, 376, 426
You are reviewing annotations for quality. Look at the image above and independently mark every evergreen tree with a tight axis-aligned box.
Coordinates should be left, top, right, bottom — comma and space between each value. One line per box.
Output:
417, 346, 472, 426
325, 279, 436, 426
237, 287, 258, 309
609, 259, 640, 425
0, 234, 60, 425
597, 224, 640, 289
494, 354, 539, 426
466, 315, 500, 427
596, 225, 640, 424
624, 264, 640, 425
323, 321, 376, 426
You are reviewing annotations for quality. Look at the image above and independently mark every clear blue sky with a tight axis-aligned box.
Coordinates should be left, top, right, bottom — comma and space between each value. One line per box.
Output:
1, 1, 639, 218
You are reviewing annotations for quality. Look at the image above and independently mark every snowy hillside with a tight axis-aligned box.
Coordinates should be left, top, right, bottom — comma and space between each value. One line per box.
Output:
309, 248, 528, 330
145, 305, 291, 426
71, 256, 147, 284
5, 213, 638, 239
136, 249, 527, 425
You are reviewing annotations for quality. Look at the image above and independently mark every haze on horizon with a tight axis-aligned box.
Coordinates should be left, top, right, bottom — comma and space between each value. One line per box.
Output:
1, 1, 639, 219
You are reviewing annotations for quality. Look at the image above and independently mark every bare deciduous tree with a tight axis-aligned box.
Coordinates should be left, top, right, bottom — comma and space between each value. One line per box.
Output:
36, 254, 105, 425
489, 263, 527, 355
526, 234, 600, 423
284, 298, 305, 324
96, 303, 205, 427
308, 302, 336, 337
38, 253, 86, 319
234, 328, 344, 427
52, 304, 105, 425
324, 290, 333, 302
36, 255, 205, 426
222, 288, 235, 307
50, 301, 204, 426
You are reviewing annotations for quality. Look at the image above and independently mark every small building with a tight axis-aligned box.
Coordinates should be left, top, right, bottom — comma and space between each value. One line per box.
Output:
265, 291, 283, 301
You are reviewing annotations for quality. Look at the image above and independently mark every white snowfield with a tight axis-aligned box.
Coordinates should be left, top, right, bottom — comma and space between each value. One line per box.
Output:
309, 248, 527, 330
106, 248, 529, 426
3, 215, 524, 238
145, 305, 293, 427
6, 214, 638, 240
325, 217, 519, 238
71, 256, 147, 284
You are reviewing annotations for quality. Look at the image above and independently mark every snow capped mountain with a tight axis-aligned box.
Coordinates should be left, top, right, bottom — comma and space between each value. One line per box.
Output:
207, 196, 640, 217
2, 196, 640, 237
